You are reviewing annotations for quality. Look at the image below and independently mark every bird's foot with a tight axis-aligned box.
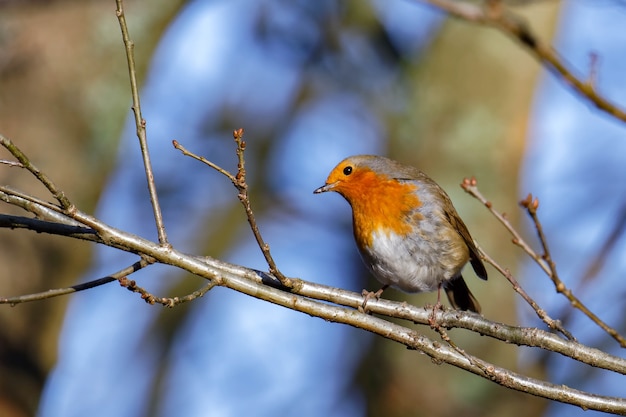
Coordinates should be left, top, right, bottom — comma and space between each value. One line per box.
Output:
359, 286, 386, 314
428, 300, 444, 328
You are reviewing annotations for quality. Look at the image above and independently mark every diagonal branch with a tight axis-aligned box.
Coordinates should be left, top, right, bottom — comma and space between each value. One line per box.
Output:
417, 0, 626, 124
0, 185, 70, 219
0, 134, 73, 209
477, 243, 575, 342
462, 177, 626, 348
521, 194, 626, 348
461, 177, 574, 340
0, 259, 151, 305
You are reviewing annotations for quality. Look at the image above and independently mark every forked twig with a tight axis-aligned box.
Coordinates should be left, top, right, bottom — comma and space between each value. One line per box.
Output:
173, 130, 293, 288
0, 134, 73, 209
462, 177, 626, 347
520, 194, 626, 348
461, 178, 573, 338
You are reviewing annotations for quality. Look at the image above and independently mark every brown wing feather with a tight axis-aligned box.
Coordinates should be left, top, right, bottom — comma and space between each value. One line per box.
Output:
411, 171, 488, 281
445, 206, 488, 280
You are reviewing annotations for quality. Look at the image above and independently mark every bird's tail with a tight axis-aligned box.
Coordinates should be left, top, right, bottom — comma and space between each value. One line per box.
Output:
443, 275, 481, 313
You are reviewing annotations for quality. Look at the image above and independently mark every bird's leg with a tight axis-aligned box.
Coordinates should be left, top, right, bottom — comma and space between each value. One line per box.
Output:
429, 283, 445, 327
359, 284, 388, 313
436, 283, 443, 307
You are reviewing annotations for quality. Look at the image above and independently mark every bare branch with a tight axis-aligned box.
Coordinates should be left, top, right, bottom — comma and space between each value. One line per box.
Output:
0, 185, 60, 214
463, 177, 626, 348
478, 244, 575, 341
0, 134, 73, 209
521, 194, 626, 348
0, 259, 150, 305
417, 0, 626, 124
1, 187, 625, 410
115, 0, 169, 245
461, 177, 574, 339
173, 131, 293, 288
0, 214, 98, 242
230, 129, 292, 287
118, 277, 217, 307
0, 159, 24, 168
580, 204, 626, 286
172, 139, 237, 182
2, 206, 626, 376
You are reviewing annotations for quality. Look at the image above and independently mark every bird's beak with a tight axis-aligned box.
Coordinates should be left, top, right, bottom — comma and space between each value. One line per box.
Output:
313, 183, 334, 194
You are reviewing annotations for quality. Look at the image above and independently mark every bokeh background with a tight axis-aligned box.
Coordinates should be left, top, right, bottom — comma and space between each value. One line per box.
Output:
1, 1, 624, 416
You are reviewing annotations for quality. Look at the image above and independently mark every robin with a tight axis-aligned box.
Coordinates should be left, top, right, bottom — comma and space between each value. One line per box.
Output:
314, 155, 487, 313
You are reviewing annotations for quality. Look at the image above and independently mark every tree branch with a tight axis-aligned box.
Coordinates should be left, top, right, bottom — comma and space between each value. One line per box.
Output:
0, 134, 73, 209
461, 177, 575, 340
417, 0, 626, 124
115, 0, 169, 245
0, 259, 150, 305
1, 183, 626, 411
173, 132, 293, 288
521, 194, 626, 348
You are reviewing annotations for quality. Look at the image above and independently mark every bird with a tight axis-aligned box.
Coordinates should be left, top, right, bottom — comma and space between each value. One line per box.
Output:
314, 154, 487, 313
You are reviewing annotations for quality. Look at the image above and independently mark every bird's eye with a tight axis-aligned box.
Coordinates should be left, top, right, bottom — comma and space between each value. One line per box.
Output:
343, 166, 353, 176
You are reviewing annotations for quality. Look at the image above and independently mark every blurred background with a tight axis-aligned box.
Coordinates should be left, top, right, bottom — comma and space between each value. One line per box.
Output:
1, 0, 624, 416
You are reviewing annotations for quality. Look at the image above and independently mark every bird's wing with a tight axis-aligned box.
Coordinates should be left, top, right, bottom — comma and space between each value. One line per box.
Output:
444, 204, 488, 280
402, 172, 488, 281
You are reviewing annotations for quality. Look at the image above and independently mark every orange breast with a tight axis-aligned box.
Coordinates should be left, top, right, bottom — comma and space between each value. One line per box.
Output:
335, 170, 423, 249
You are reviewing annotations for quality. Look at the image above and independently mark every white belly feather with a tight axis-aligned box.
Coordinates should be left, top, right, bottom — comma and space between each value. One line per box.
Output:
361, 228, 464, 293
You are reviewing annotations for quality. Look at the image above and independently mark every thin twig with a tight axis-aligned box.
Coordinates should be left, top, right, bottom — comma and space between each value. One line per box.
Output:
118, 277, 217, 307
0, 159, 23, 168
0, 259, 151, 305
230, 129, 292, 287
172, 140, 236, 181
587, 52, 599, 90
0, 185, 64, 214
430, 312, 490, 376
115, 0, 169, 245
520, 194, 626, 348
478, 245, 575, 341
460, 177, 574, 339
462, 178, 626, 347
417, 0, 626, 124
579, 204, 626, 286
0, 134, 73, 209
172, 131, 293, 288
